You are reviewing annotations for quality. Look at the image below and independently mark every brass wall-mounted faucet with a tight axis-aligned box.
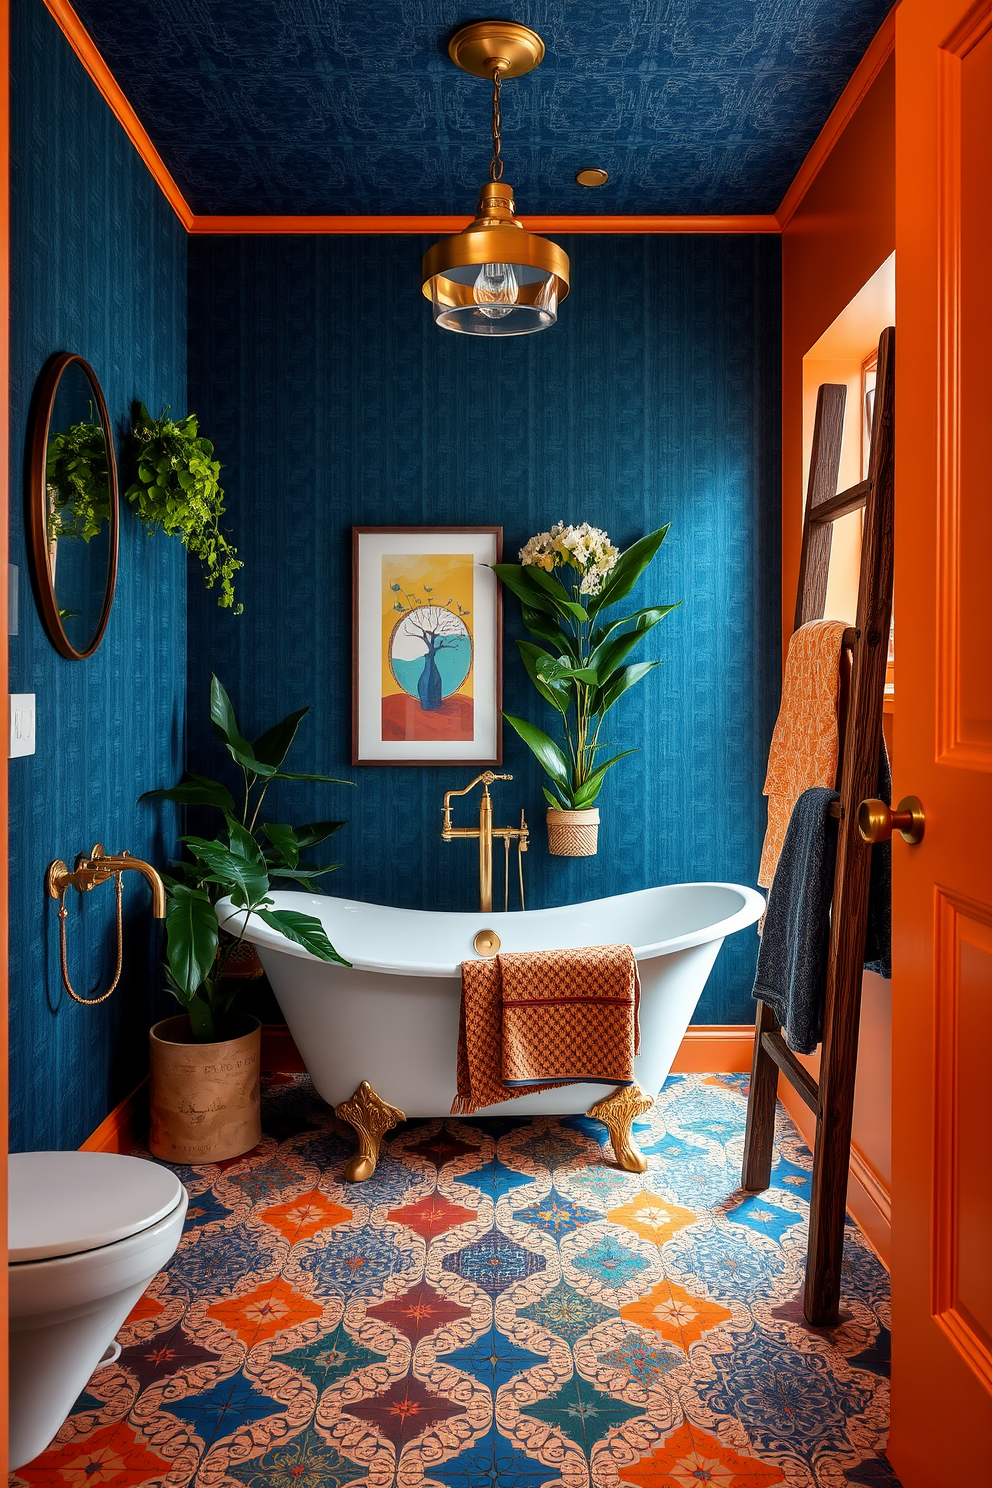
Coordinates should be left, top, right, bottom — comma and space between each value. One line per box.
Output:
442, 772, 528, 912
46, 844, 167, 1005
47, 844, 167, 917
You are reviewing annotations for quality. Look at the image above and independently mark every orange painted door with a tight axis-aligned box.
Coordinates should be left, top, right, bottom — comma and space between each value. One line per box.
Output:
890, 2, 992, 1482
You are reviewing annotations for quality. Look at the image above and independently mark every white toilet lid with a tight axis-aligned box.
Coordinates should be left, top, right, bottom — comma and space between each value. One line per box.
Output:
8, 1152, 186, 1263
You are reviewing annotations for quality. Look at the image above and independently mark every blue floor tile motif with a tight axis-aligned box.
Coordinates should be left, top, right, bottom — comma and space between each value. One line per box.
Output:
13, 1072, 899, 1487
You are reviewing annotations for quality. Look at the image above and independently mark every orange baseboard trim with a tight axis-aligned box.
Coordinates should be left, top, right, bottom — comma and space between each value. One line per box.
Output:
670, 1024, 755, 1073
79, 1078, 148, 1154
775, 7, 895, 229
188, 213, 781, 236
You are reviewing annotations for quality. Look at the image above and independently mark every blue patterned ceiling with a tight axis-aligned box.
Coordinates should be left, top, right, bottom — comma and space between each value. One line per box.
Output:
70, 0, 892, 216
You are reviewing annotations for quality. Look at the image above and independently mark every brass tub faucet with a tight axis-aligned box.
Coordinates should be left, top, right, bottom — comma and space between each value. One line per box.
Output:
442, 772, 528, 913
46, 844, 167, 1005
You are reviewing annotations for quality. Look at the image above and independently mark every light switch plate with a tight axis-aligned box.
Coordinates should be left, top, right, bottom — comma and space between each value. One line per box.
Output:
9, 694, 35, 757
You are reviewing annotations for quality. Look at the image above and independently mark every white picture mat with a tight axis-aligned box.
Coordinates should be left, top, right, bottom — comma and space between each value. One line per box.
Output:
355, 529, 500, 762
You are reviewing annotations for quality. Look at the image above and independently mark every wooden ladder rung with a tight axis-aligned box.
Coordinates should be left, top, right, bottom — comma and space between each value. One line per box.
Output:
811, 479, 870, 524
760, 1030, 820, 1112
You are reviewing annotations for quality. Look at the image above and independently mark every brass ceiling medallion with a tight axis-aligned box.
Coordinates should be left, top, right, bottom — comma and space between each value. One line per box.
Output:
575, 167, 609, 188
423, 20, 569, 337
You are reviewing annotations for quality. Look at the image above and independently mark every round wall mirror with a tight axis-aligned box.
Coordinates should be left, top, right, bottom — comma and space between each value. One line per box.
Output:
28, 353, 119, 660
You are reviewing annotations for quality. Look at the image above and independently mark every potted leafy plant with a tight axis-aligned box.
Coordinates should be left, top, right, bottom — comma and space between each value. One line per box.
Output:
495, 522, 678, 856
126, 404, 243, 613
140, 676, 351, 1162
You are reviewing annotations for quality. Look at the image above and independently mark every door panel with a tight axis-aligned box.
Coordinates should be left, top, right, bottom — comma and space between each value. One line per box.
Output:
892, 2, 992, 1482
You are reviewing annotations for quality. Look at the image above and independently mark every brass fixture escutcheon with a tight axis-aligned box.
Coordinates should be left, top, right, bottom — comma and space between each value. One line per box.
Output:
857, 794, 926, 846
473, 928, 501, 957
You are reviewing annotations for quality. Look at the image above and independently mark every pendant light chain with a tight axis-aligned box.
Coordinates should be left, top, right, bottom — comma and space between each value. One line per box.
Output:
489, 67, 504, 181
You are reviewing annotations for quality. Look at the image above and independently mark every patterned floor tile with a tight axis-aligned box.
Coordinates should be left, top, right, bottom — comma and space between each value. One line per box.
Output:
12, 1073, 900, 1488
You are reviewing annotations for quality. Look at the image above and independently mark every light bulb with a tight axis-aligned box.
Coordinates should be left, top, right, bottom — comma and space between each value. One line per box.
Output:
475, 260, 518, 319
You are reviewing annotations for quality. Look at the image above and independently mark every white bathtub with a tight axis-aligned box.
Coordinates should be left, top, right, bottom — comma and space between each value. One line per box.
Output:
218, 882, 763, 1121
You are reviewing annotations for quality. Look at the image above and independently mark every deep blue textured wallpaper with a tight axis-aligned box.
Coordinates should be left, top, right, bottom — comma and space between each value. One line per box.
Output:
70, 0, 893, 215
186, 233, 780, 1024
9, 0, 187, 1151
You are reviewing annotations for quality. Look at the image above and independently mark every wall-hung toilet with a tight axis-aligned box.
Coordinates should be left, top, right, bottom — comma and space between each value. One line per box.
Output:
8, 1150, 188, 1471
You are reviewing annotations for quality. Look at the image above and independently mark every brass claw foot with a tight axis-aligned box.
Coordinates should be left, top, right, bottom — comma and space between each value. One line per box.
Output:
588, 1083, 655, 1173
334, 1081, 405, 1182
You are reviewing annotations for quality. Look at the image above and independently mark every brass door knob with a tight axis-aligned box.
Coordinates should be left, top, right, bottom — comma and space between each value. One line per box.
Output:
857, 795, 926, 845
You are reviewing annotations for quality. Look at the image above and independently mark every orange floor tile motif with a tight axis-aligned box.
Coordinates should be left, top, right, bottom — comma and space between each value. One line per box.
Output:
10, 1073, 899, 1488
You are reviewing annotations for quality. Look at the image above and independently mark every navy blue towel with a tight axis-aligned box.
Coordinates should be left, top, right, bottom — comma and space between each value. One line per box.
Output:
753, 741, 892, 1054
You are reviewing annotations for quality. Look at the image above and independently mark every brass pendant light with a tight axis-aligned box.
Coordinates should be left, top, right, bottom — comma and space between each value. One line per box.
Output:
422, 21, 570, 337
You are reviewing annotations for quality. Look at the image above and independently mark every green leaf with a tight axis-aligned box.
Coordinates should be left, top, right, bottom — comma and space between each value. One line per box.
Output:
491, 563, 560, 616
542, 784, 566, 809
227, 819, 267, 869
517, 641, 570, 715
538, 657, 600, 686
573, 748, 638, 808
262, 821, 300, 868
226, 742, 277, 778
291, 820, 344, 850
140, 772, 237, 815
596, 661, 660, 715
252, 706, 309, 770
165, 884, 219, 997
591, 604, 680, 649
587, 525, 670, 615
255, 908, 350, 966
520, 603, 573, 655
270, 771, 354, 784
522, 563, 589, 620
503, 714, 571, 791
268, 862, 338, 879
181, 835, 269, 908
210, 675, 252, 754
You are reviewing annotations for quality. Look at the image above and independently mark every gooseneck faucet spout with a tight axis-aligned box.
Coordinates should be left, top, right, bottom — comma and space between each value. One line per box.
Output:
441, 772, 529, 912
46, 843, 167, 918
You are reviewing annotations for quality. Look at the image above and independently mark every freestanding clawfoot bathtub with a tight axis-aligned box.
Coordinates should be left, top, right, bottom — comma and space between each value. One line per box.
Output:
218, 882, 764, 1181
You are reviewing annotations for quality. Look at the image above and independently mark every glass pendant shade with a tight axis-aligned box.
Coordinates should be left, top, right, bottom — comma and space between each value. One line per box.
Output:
423, 183, 569, 337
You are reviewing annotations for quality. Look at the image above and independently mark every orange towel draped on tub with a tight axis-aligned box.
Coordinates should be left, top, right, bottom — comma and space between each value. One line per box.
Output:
758, 618, 849, 889
452, 944, 640, 1115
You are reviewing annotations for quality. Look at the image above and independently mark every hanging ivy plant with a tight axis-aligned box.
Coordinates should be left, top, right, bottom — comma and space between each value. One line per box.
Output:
45, 416, 111, 543
125, 404, 243, 613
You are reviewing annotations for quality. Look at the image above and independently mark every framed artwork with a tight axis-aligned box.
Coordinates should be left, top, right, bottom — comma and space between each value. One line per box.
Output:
352, 526, 503, 766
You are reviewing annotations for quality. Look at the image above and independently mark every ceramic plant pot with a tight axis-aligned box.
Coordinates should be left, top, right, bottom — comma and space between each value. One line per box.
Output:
546, 806, 600, 857
149, 1014, 261, 1164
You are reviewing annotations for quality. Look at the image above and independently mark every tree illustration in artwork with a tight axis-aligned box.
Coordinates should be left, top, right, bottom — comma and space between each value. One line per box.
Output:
388, 583, 472, 714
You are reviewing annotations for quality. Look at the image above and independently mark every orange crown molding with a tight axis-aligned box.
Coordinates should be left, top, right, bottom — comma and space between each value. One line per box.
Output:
775, 6, 896, 229
40, 0, 194, 229
43, 0, 888, 240
187, 212, 780, 235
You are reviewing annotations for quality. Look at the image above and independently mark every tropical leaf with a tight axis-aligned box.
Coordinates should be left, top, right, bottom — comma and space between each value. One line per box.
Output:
523, 564, 589, 621
520, 603, 574, 657
538, 657, 600, 686
270, 770, 353, 784
262, 821, 299, 868
586, 525, 670, 615
572, 749, 638, 808
492, 563, 559, 616
140, 772, 236, 815
596, 661, 660, 716
210, 674, 252, 754
591, 604, 679, 649
182, 835, 269, 908
517, 641, 570, 715
542, 785, 566, 808
291, 820, 344, 850
503, 714, 571, 791
268, 863, 338, 879
165, 884, 219, 998
252, 706, 309, 770
255, 907, 350, 966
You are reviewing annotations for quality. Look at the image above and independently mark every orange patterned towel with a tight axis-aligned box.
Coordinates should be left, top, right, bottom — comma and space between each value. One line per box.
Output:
452, 944, 641, 1115
758, 619, 849, 888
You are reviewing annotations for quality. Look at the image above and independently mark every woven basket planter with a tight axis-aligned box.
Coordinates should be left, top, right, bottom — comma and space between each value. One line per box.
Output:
546, 807, 600, 857
149, 1014, 261, 1164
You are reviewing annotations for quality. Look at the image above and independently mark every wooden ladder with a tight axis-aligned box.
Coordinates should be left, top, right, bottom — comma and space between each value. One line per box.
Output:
741, 324, 895, 1326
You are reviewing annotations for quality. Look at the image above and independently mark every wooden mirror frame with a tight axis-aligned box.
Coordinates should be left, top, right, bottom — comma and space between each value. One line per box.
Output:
27, 352, 120, 660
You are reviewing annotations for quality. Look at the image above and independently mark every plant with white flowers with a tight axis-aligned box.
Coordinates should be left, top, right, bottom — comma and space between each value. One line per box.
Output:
495, 522, 678, 811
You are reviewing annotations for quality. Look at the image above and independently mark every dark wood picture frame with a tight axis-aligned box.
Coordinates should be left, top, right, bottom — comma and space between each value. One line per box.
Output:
27, 352, 120, 660
352, 525, 503, 767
